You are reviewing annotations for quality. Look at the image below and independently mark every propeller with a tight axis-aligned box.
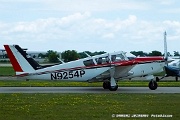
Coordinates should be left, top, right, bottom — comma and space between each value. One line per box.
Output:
163, 31, 174, 65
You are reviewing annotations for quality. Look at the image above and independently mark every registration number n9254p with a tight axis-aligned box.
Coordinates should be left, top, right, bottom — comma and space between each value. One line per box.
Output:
51, 70, 85, 80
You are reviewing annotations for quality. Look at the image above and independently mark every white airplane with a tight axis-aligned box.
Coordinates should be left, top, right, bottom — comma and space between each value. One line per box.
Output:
4, 45, 165, 91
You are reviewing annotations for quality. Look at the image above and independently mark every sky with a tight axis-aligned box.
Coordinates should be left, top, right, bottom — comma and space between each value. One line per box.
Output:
0, 0, 180, 54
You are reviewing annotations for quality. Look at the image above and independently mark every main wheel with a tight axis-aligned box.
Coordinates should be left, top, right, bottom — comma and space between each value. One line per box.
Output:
103, 82, 110, 89
148, 81, 158, 90
109, 85, 118, 91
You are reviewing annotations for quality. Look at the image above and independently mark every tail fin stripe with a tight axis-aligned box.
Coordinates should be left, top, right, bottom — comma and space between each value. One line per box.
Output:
4, 45, 23, 72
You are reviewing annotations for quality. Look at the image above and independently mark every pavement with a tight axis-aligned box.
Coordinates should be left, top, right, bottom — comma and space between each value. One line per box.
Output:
0, 87, 179, 93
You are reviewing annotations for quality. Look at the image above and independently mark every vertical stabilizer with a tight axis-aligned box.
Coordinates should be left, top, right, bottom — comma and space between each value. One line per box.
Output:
4, 45, 41, 74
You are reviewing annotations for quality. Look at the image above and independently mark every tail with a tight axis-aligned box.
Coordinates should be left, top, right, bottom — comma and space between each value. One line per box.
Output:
4, 45, 42, 75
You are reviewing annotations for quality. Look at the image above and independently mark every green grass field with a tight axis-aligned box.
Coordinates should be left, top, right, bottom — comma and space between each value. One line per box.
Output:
0, 80, 179, 87
0, 93, 179, 120
0, 67, 180, 120
0, 66, 15, 76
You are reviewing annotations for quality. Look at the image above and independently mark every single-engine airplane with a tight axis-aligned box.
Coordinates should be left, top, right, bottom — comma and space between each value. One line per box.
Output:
4, 44, 165, 91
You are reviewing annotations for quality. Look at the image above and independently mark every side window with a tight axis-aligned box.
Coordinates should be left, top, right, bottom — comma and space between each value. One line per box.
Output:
111, 54, 126, 62
83, 59, 95, 66
111, 55, 116, 62
96, 56, 109, 65
116, 54, 125, 61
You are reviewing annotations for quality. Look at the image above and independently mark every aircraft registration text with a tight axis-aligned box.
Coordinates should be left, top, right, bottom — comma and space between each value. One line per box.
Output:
51, 70, 85, 80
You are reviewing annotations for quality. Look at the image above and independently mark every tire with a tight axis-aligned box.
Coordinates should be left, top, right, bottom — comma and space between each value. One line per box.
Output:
148, 81, 158, 90
103, 82, 110, 89
109, 85, 118, 91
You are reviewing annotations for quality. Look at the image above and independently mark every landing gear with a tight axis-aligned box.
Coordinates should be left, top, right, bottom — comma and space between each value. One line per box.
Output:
148, 80, 158, 90
102, 81, 118, 91
109, 85, 118, 91
102, 66, 118, 91
156, 77, 160, 82
103, 82, 110, 89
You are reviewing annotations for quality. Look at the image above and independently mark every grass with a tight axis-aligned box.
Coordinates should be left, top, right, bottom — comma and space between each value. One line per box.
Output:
0, 66, 15, 76
0, 93, 179, 120
0, 80, 179, 87
0, 68, 179, 119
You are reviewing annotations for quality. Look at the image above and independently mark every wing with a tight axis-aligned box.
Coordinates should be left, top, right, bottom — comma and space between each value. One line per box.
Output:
88, 61, 137, 82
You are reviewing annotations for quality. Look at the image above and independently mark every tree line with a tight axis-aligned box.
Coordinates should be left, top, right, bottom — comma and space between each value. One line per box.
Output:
2, 50, 179, 63
40, 50, 180, 63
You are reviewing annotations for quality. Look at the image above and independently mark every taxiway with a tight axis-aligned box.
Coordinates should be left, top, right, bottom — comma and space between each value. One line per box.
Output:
0, 87, 179, 93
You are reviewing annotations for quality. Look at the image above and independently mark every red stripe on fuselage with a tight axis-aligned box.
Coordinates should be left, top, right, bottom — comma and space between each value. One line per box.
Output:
4, 45, 23, 72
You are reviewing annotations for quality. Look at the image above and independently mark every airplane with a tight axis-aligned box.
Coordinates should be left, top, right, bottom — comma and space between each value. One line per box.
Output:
156, 31, 180, 82
4, 44, 166, 91
164, 59, 180, 81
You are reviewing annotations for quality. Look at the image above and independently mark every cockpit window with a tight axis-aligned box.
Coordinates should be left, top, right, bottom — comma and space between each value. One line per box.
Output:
83, 59, 95, 66
96, 56, 109, 64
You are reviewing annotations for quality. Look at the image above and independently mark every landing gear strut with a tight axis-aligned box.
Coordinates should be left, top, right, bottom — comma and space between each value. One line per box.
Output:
148, 80, 158, 90
102, 66, 118, 91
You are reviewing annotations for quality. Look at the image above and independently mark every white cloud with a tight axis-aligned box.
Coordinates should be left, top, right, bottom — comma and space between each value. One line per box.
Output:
158, 0, 175, 5
44, 0, 149, 12
102, 33, 115, 39
0, 12, 180, 54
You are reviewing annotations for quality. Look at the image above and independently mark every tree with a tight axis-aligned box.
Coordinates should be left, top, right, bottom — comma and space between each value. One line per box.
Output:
78, 51, 106, 58
38, 53, 47, 58
62, 50, 79, 62
174, 51, 180, 56
130, 51, 148, 56
46, 50, 59, 63
148, 50, 162, 56
92, 51, 106, 56
33, 55, 36, 58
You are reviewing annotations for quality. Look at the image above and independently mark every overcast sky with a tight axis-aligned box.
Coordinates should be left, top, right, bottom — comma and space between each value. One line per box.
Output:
0, 0, 180, 54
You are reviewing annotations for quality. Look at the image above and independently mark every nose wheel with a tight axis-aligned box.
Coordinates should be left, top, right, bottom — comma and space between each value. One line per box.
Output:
148, 80, 158, 90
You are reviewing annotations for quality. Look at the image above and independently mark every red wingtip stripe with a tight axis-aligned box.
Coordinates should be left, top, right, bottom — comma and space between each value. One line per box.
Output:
4, 45, 23, 72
